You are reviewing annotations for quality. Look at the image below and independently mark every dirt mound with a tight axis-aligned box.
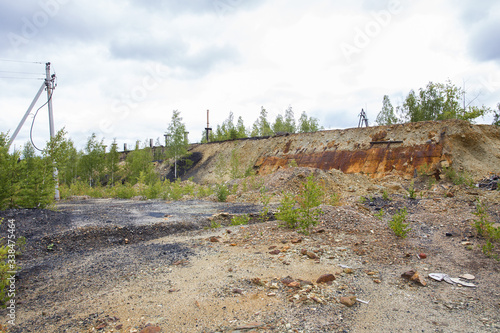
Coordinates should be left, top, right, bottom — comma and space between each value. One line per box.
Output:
182, 120, 500, 183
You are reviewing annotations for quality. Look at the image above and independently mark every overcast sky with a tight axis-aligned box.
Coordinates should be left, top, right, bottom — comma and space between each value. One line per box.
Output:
1, 0, 499, 151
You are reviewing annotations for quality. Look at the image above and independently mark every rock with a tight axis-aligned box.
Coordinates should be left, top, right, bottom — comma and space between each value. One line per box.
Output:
235, 322, 265, 330
446, 192, 454, 198
267, 292, 276, 296
340, 296, 357, 307
373, 279, 381, 283
445, 232, 453, 237
418, 253, 427, 259
306, 252, 319, 259
366, 271, 377, 276
139, 326, 161, 333
316, 274, 336, 284
251, 278, 265, 286
269, 249, 281, 255
288, 281, 301, 288
209, 236, 220, 243
281, 276, 294, 285
96, 322, 107, 330
124, 238, 129, 244
461, 241, 473, 246
233, 288, 244, 294
300, 249, 308, 255
402, 270, 427, 286
291, 238, 302, 244
343, 268, 354, 274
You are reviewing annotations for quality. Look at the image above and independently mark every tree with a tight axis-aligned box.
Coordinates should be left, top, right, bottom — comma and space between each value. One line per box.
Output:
236, 116, 247, 138
298, 112, 321, 133
125, 140, 156, 185
257, 107, 273, 136
107, 139, 120, 185
45, 128, 78, 186
0, 133, 21, 210
493, 103, 500, 126
165, 110, 189, 179
78, 133, 106, 186
398, 80, 490, 123
376, 95, 398, 125
284, 106, 296, 133
272, 114, 286, 133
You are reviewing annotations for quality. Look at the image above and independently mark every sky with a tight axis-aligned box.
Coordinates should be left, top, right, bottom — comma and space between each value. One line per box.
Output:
0, 0, 499, 152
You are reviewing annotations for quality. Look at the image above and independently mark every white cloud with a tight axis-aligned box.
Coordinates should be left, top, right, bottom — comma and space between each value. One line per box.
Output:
0, 0, 499, 151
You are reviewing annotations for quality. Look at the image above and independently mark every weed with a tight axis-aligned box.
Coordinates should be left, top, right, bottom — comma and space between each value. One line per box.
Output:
288, 159, 298, 167
230, 149, 241, 179
444, 167, 474, 187
210, 219, 221, 229
389, 207, 411, 238
407, 181, 416, 199
196, 184, 213, 198
215, 184, 230, 202
359, 196, 367, 204
231, 214, 250, 226
259, 187, 272, 222
473, 199, 490, 237
472, 199, 500, 259
328, 193, 340, 206
374, 209, 384, 220
47, 243, 55, 251
382, 190, 390, 201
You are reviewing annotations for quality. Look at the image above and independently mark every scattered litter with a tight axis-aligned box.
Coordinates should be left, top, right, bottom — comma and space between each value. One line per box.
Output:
429, 273, 477, 287
339, 264, 351, 269
459, 274, 475, 280
356, 298, 369, 304
477, 174, 499, 190
449, 278, 476, 288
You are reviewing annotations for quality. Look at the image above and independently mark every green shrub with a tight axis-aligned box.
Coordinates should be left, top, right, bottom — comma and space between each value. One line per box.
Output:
276, 192, 299, 229
259, 187, 272, 222
473, 199, 500, 260
276, 173, 323, 234
382, 190, 390, 201
114, 183, 137, 199
288, 159, 298, 167
374, 208, 384, 220
407, 181, 416, 199
444, 167, 474, 187
231, 214, 250, 226
215, 184, 230, 202
389, 207, 411, 238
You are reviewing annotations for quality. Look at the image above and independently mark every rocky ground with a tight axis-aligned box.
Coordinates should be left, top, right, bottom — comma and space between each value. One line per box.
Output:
0, 168, 499, 333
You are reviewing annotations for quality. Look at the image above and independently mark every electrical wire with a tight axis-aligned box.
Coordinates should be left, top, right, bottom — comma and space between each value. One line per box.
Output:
0, 70, 42, 75
0, 76, 44, 80
30, 91, 53, 152
0, 59, 44, 64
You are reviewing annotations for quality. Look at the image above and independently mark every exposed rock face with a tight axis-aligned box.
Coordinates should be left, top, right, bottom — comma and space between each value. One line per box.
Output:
183, 120, 500, 183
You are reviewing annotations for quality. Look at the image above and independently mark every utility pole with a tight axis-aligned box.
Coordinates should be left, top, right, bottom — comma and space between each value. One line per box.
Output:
205, 109, 212, 142
7, 62, 59, 200
45, 62, 59, 200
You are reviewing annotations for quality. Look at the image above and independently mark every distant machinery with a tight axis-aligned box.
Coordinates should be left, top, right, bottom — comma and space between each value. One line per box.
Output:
358, 108, 369, 128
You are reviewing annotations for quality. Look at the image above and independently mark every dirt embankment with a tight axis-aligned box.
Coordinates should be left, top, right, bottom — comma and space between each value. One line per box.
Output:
184, 120, 500, 183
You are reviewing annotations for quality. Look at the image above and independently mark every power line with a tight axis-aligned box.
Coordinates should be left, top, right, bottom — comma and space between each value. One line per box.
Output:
0, 76, 45, 80
0, 70, 42, 75
0, 59, 44, 64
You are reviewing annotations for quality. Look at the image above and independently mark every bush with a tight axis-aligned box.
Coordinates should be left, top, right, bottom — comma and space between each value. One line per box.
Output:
231, 214, 250, 226
389, 207, 411, 238
276, 173, 323, 234
473, 199, 500, 260
444, 167, 474, 187
215, 184, 230, 202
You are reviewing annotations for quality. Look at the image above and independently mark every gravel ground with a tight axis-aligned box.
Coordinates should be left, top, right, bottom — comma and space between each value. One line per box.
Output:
0, 175, 499, 333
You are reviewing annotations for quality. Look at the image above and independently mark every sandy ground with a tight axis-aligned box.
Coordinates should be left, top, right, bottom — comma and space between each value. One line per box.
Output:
0, 172, 499, 332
